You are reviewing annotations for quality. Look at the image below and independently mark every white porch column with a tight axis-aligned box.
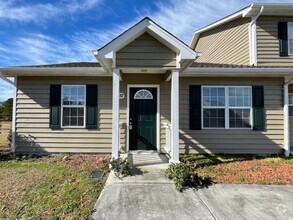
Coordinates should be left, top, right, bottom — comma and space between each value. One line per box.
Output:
170, 69, 180, 163
112, 68, 120, 159
284, 82, 290, 157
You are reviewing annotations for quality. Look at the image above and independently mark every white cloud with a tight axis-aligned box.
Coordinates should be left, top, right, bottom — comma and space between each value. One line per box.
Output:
0, 0, 104, 24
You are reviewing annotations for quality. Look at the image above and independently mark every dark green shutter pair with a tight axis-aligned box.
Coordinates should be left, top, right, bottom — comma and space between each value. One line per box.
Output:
49, 84, 98, 129
278, 22, 288, 57
189, 85, 265, 131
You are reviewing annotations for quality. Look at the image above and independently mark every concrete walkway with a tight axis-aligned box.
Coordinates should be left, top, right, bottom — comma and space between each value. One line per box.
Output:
91, 154, 293, 220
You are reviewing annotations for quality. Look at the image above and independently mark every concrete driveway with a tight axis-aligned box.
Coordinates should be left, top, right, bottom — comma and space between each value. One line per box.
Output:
91, 155, 293, 220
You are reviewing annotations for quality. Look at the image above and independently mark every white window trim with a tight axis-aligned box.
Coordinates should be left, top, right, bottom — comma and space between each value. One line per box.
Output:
201, 86, 253, 130
288, 22, 293, 56
61, 85, 86, 128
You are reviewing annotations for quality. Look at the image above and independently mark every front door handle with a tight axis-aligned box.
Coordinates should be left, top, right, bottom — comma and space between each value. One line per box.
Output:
129, 118, 132, 130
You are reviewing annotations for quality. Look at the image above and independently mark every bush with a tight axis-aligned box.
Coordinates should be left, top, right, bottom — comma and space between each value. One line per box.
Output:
7, 129, 12, 143
165, 162, 212, 191
109, 157, 131, 178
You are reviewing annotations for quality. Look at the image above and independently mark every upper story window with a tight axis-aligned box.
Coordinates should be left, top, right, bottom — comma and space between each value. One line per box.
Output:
288, 23, 293, 55
61, 85, 86, 128
202, 86, 252, 129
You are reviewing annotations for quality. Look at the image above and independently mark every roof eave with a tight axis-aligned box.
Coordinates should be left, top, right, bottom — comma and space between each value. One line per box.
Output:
183, 67, 293, 77
0, 67, 108, 77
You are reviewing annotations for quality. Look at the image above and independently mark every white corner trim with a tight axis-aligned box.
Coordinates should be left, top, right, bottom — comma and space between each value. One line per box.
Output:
249, 6, 264, 66
11, 76, 17, 153
284, 77, 293, 157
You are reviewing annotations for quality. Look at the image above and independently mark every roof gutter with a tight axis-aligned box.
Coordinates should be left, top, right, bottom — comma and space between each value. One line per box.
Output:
0, 67, 108, 77
183, 67, 293, 76
249, 6, 264, 66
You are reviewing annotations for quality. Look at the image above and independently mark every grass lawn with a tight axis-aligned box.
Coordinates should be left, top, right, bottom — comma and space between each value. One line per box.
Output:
181, 154, 293, 185
0, 151, 110, 219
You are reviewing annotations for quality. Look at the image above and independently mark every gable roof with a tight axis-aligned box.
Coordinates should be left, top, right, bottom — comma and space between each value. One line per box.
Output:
94, 17, 197, 72
190, 3, 293, 49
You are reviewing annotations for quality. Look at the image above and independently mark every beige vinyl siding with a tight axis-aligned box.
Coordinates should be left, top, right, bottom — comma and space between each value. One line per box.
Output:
257, 16, 293, 66
179, 77, 284, 154
116, 32, 177, 68
16, 76, 113, 154
195, 18, 250, 65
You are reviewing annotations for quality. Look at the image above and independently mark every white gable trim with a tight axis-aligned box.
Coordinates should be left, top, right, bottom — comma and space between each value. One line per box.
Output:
95, 18, 197, 70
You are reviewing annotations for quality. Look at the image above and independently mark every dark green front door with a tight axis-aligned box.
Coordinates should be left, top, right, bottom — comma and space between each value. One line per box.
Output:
129, 88, 157, 151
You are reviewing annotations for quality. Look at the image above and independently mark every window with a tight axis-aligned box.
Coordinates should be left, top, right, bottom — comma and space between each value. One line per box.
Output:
289, 93, 293, 116
288, 23, 293, 55
202, 86, 252, 129
228, 87, 251, 128
61, 85, 86, 127
202, 87, 225, 128
134, 89, 153, 99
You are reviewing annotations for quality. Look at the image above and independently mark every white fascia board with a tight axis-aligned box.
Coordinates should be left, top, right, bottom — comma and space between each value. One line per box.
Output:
98, 19, 149, 59
182, 67, 293, 77
147, 22, 197, 59
0, 67, 108, 77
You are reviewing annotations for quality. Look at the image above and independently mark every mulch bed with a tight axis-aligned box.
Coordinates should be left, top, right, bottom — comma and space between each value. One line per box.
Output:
202, 160, 293, 184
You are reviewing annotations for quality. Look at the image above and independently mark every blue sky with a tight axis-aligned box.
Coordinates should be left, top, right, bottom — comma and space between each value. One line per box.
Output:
0, 0, 292, 101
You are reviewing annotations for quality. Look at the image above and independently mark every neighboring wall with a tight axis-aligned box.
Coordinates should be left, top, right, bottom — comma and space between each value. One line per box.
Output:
16, 76, 113, 154
0, 121, 11, 147
116, 32, 177, 68
257, 16, 293, 66
195, 18, 250, 65
179, 77, 284, 154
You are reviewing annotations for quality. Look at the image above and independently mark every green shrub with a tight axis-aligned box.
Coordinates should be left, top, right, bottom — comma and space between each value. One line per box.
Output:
7, 129, 12, 143
165, 162, 212, 191
109, 157, 131, 178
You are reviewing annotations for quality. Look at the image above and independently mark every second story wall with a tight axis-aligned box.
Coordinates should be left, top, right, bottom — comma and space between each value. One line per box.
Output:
195, 18, 250, 65
257, 16, 293, 66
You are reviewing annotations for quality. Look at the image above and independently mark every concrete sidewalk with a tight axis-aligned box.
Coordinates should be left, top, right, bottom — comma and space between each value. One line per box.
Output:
91, 155, 293, 220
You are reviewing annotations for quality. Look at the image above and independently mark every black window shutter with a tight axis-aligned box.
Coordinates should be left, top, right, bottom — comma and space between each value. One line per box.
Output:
278, 22, 288, 57
86, 85, 98, 129
49, 84, 61, 129
252, 86, 265, 131
189, 85, 201, 130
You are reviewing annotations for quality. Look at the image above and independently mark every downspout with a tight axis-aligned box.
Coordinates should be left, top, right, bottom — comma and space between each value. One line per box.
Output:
249, 6, 264, 66
284, 77, 293, 157
0, 72, 17, 153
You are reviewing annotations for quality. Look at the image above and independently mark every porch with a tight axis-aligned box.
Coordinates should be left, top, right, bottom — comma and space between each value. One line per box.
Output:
93, 18, 198, 162
112, 71, 180, 163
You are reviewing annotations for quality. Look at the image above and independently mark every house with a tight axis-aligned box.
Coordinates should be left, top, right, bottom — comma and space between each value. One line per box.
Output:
1, 3, 293, 162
